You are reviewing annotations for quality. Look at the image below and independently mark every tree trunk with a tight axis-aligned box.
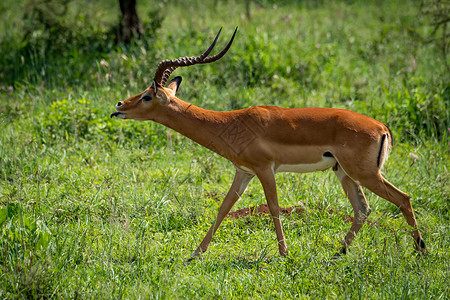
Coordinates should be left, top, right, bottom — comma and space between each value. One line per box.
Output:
117, 0, 143, 43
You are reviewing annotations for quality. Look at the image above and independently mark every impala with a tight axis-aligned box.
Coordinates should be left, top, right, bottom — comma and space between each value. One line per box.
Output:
111, 27, 426, 259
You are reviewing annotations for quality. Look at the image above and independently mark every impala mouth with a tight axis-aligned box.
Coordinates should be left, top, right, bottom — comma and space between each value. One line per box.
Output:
110, 111, 125, 119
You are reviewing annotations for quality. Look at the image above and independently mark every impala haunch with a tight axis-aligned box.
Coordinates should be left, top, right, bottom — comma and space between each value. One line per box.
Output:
111, 27, 426, 259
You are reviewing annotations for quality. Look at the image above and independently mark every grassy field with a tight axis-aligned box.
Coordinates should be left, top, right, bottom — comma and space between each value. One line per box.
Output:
1, 0, 449, 298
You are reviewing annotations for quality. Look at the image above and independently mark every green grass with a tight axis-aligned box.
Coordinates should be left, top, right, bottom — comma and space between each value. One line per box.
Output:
0, 0, 449, 298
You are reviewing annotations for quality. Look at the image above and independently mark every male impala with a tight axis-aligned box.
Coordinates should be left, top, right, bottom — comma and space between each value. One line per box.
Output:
111, 27, 426, 259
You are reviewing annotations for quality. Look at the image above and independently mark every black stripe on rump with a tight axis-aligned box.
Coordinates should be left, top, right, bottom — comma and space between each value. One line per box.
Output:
377, 134, 387, 167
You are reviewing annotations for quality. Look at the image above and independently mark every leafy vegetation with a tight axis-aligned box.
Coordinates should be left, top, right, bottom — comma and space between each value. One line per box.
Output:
0, 0, 449, 298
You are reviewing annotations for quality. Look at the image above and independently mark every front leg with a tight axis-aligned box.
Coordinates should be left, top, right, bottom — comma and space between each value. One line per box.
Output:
189, 169, 253, 260
255, 167, 287, 257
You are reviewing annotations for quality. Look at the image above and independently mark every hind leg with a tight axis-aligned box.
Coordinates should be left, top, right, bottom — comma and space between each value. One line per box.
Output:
360, 174, 426, 254
334, 164, 371, 254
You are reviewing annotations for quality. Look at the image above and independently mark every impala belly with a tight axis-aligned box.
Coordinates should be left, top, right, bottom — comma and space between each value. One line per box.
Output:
265, 143, 337, 174
237, 165, 255, 174
275, 156, 336, 173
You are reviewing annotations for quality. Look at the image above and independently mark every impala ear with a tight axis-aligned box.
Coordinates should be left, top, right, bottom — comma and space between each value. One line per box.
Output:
167, 76, 182, 95
154, 83, 171, 105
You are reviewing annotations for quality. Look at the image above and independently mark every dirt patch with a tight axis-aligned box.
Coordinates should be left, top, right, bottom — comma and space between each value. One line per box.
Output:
227, 203, 306, 219
227, 205, 375, 226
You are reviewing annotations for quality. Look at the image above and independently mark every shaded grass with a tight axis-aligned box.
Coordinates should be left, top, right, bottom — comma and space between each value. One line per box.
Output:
0, 0, 449, 298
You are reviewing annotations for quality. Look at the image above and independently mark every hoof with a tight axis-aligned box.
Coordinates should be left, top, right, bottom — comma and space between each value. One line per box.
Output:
184, 256, 197, 264
416, 237, 427, 255
185, 250, 201, 264
331, 247, 346, 260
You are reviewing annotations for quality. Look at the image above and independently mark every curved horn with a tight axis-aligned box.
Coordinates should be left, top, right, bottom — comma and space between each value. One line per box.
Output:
153, 27, 238, 86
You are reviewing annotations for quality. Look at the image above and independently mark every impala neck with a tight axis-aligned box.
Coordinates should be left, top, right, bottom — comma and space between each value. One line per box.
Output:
153, 98, 231, 155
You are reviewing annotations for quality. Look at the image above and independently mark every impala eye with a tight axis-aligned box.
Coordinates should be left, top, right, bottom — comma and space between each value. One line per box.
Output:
142, 95, 152, 102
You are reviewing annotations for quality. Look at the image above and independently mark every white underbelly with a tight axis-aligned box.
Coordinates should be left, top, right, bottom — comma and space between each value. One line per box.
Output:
275, 156, 336, 173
